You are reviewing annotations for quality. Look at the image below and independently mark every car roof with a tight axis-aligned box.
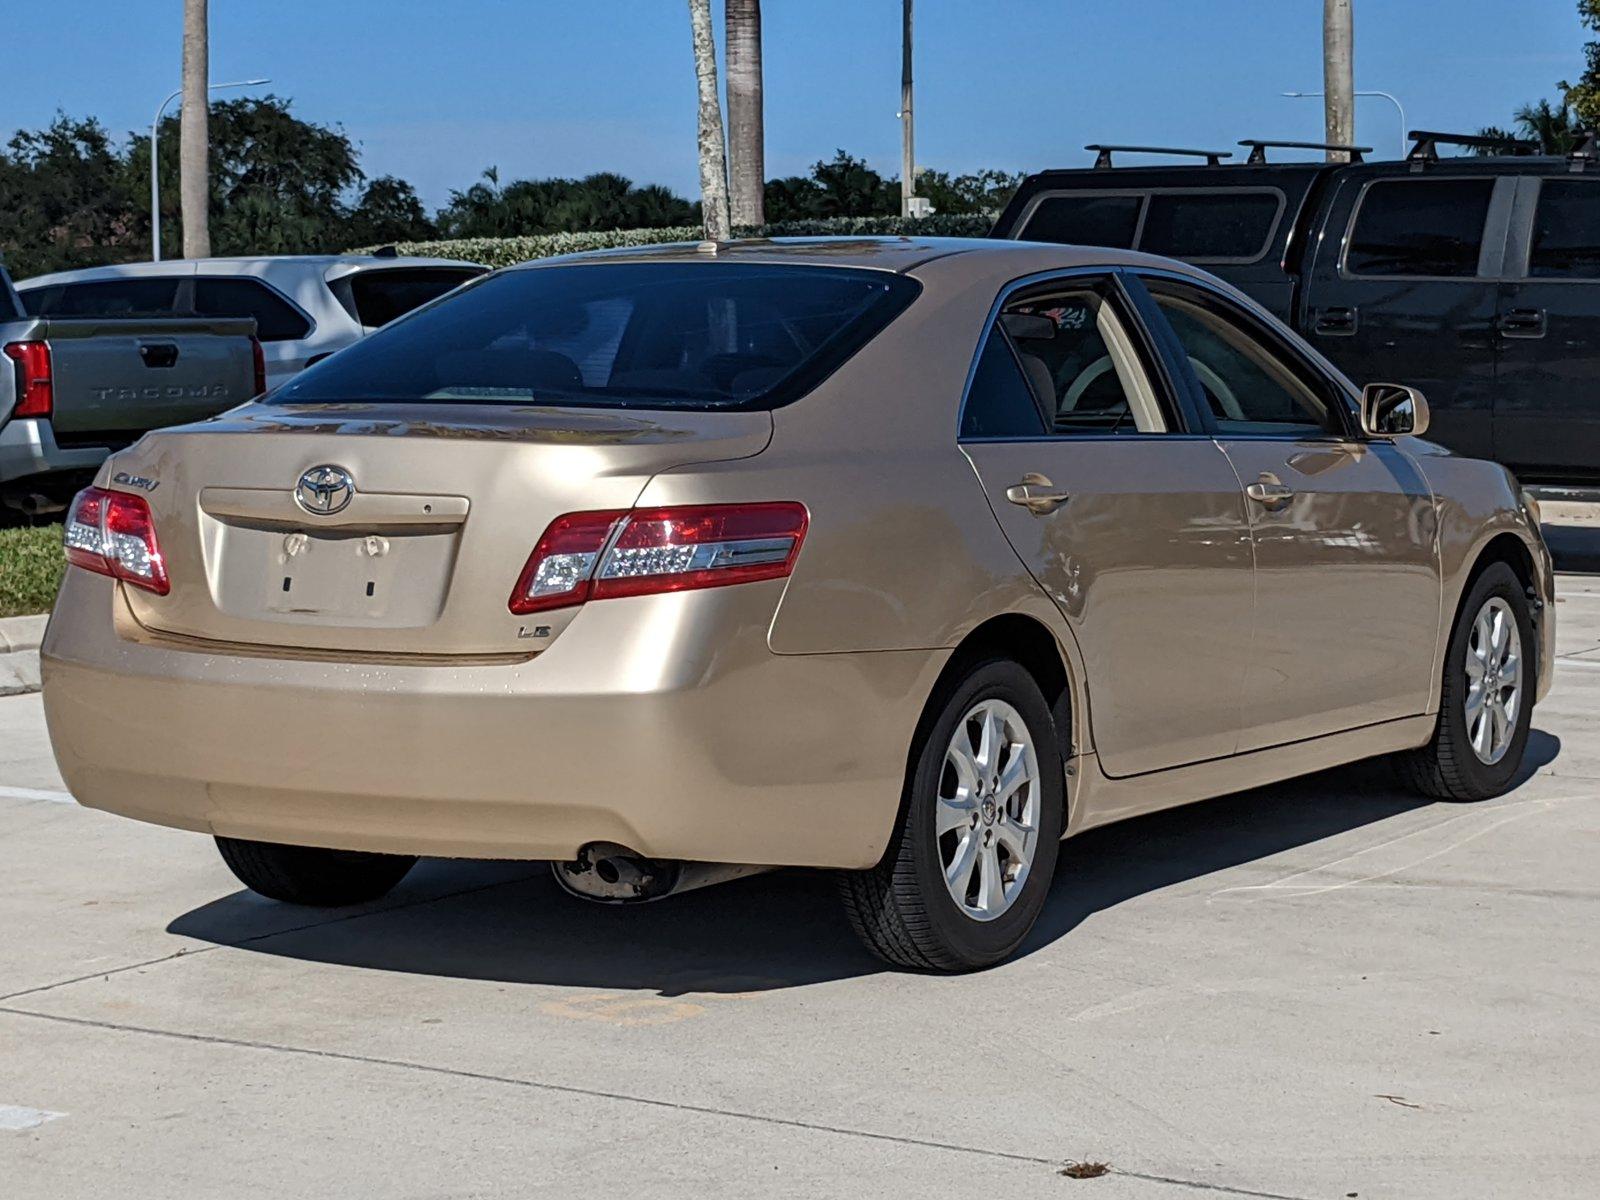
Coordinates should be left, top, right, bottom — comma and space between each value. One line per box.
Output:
513, 235, 1181, 277
17, 255, 486, 289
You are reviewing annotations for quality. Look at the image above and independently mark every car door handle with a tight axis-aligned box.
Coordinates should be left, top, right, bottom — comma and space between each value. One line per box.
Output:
1005, 473, 1071, 515
1313, 306, 1358, 335
1246, 480, 1294, 507
1497, 307, 1547, 338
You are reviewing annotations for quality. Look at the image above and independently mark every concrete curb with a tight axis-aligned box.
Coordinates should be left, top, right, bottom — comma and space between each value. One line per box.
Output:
0, 613, 46, 697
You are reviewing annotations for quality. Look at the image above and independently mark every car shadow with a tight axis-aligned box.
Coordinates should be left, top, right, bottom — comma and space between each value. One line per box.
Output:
167, 730, 1561, 995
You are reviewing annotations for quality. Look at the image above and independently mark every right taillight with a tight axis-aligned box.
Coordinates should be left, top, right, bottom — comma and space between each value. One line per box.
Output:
508, 502, 808, 615
3, 340, 53, 418
63, 486, 170, 595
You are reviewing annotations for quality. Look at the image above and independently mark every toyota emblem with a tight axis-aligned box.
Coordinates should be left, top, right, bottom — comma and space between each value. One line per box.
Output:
294, 465, 355, 515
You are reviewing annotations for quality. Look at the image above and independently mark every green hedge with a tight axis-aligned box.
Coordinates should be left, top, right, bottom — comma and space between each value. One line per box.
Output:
354, 214, 996, 269
0, 523, 65, 617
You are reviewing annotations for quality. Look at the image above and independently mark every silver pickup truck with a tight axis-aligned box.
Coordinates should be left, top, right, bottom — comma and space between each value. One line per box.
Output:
0, 264, 259, 514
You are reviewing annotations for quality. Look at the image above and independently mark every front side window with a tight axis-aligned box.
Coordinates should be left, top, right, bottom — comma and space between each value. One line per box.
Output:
1148, 281, 1337, 436
19, 278, 181, 317
1345, 177, 1494, 277
1528, 178, 1600, 278
1001, 286, 1168, 434
273, 262, 920, 411
193, 277, 312, 341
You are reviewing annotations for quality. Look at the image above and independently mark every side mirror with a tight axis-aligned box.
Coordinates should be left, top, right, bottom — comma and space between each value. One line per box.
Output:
1359, 383, 1429, 438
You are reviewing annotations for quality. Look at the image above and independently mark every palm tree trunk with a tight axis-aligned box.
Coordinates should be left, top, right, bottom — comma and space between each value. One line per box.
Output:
180, 0, 211, 257
688, 0, 731, 240
725, 0, 764, 227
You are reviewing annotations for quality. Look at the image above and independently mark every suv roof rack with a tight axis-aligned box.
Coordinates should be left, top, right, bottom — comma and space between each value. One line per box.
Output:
1237, 139, 1371, 164
1406, 129, 1538, 163
1084, 144, 1233, 169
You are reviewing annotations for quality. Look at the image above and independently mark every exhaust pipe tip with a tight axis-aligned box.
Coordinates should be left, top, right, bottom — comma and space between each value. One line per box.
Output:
553, 843, 774, 904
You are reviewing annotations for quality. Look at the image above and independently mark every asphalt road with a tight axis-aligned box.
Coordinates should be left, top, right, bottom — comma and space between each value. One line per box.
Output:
3, 573, 1598, 1198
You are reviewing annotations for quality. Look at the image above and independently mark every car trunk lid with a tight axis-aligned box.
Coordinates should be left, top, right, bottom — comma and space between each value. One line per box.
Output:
106, 401, 772, 657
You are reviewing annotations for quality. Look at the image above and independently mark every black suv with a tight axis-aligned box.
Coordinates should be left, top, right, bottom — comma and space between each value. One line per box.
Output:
990, 134, 1600, 484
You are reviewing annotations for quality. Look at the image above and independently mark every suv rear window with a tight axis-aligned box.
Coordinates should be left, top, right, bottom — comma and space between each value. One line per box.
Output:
194, 277, 312, 341
274, 262, 920, 411
1018, 195, 1141, 249
19, 278, 182, 316
1017, 189, 1281, 261
335, 267, 484, 329
1345, 178, 1494, 277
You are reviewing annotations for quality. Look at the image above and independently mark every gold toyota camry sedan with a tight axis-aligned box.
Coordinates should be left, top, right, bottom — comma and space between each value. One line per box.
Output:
41, 237, 1554, 971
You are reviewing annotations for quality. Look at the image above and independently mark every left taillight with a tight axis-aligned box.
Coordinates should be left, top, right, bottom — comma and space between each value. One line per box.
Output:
3, 340, 53, 418
508, 502, 808, 615
249, 335, 267, 397
63, 486, 170, 595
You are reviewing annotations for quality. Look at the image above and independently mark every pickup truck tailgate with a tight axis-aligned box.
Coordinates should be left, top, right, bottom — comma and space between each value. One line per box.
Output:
41, 317, 257, 439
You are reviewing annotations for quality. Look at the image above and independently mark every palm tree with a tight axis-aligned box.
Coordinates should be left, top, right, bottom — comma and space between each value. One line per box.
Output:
1477, 99, 1584, 155
725, 0, 764, 227
180, 0, 210, 257
687, 0, 731, 240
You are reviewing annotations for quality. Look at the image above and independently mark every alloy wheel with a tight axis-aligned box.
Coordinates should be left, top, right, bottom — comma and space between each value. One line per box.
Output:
1464, 595, 1522, 766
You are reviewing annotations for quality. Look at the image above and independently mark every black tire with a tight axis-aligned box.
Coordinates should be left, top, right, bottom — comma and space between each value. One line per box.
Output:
839, 658, 1066, 972
214, 836, 417, 906
1397, 561, 1535, 801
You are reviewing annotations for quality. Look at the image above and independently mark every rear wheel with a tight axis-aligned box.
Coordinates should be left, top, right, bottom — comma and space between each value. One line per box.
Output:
215, 836, 416, 906
839, 658, 1065, 972
1398, 561, 1534, 801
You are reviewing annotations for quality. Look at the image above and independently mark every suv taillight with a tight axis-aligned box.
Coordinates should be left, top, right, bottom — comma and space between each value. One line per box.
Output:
249, 335, 267, 397
63, 486, 170, 595
509, 502, 808, 615
3, 340, 53, 418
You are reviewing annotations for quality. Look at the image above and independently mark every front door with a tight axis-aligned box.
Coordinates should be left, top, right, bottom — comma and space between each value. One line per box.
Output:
1301, 168, 1509, 461
1139, 274, 1439, 751
1493, 175, 1600, 482
959, 274, 1255, 777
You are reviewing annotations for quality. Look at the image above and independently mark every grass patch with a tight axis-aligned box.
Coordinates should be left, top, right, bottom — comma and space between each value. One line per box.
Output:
0, 522, 65, 617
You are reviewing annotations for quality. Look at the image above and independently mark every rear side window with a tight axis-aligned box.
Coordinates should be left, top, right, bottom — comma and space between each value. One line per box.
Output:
193, 277, 311, 341
1140, 192, 1280, 260
273, 262, 920, 411
19, 278, 181, 316
1019, 195, 1141, 249
339, 268, 484, 329
960, 328, 1046, 439
1528, 178, 1600, 278
1345, 178, 1494, 277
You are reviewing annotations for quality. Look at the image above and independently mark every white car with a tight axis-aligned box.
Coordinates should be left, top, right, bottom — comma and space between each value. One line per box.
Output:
17, 255, 487, 390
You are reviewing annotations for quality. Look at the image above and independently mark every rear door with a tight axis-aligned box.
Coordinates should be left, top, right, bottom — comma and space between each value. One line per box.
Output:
1300, 167, 1509, 459
192, 275, 314, 388
1137, 273, 1439, 750
959, 271, 1255, 776
1492, 174, 1600, 482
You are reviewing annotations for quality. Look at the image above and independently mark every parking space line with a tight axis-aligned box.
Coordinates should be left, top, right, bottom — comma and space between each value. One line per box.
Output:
0, 786, 74, 804
0, 1104, 66, 1132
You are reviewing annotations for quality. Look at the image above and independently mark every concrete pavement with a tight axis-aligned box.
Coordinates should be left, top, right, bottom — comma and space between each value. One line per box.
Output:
2, 581, 1599, 1198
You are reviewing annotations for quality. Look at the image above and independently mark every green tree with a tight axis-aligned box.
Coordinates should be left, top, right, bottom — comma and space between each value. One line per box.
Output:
436, 169, 693, 238
763, 151, 898, 221
1562, 0, 1600, 127
0, 115, 143, 276
917, 168, 1024, 215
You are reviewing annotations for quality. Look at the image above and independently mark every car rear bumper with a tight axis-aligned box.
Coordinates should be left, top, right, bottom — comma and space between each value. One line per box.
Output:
41, 572, 945, 868
0, 418, 108, 486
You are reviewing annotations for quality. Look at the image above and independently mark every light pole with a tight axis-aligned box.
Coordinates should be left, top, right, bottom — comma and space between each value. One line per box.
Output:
1283, 89, 1407, 160
150, 77, 269, 261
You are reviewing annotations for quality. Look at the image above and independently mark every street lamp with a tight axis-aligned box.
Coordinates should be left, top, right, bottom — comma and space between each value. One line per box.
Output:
1283, 89, 1407, 160
150, 77, 270, 261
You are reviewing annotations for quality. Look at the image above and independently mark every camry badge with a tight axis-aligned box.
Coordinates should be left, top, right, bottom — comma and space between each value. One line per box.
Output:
294, 465, 355, 515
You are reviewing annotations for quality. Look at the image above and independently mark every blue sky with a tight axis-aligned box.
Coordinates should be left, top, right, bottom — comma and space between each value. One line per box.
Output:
1, 1, 1588, 208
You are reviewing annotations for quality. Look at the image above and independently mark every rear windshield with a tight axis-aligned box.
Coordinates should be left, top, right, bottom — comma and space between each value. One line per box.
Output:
335, 267, 485, 329
273, 262, 920, 410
